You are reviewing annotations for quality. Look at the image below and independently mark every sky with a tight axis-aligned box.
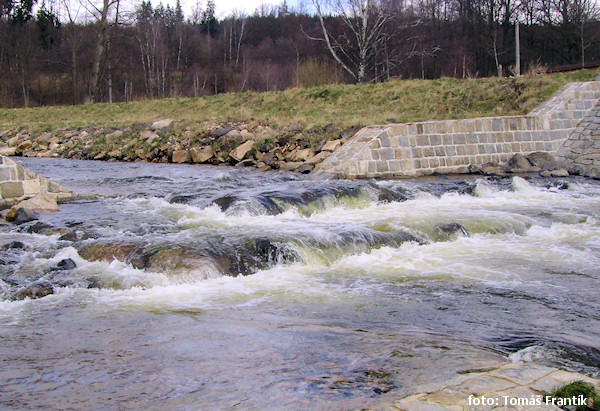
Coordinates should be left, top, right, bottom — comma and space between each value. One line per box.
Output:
161, 0, 302, 18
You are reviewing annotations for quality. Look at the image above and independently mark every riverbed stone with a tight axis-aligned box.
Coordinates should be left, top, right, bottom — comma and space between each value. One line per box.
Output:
106, 130, 124, 140
508, 153, 532, 170
107, 149, 122, 159
50, 258, 77, 271
0, 147, 17, 156
5, 207, 38, 224
229, 140, 254, 161
151, 119, 173, 130
527, 152, 557, 169
11, 194, 58, 213
141, 130, 160, 144
18, 280, 54, 299
211, 125, 234, 137
549, 168, 569, 177
190, 146, 214, 163
305, 151, 331, 165
489, 363, 555, 386
172, 150, 190, 163
289, 148, 315, 162
322, 139, 343, 152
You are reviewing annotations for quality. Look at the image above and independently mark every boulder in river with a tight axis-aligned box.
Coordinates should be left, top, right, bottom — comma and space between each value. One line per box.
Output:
77, 241, 146, 267
18, 280, 54, 299
5, 207, 38, 224
508, 153, 532, 171
12, 193, 59, 213
50, 258, 77, 271
526, 152, 557, 170
434, 223, 471, 242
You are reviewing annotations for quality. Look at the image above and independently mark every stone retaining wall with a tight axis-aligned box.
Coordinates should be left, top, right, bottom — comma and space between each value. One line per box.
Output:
556, 99, 600, 178
0, 156, 73, 208
314, 81, 600, 178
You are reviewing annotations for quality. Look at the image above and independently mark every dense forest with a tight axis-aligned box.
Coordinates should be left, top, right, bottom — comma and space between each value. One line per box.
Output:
1, 0, 600, 108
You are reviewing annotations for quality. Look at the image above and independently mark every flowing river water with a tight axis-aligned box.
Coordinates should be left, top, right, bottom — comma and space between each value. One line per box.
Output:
1, 158, 599, 410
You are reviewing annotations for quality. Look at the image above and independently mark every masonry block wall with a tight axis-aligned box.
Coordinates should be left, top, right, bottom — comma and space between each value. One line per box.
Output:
556, 99, 600, 178
314, 81, 600, 179
0, 156, 73, 208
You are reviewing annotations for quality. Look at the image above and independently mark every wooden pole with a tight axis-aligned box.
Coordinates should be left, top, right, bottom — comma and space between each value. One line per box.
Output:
515, 21, 521, 76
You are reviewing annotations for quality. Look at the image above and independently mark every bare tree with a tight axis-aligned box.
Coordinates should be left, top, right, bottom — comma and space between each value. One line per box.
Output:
570, 0, 600, 67
308, 0, 395, 83
83, 0, 120, 102
223, 10, 247, 68
61, 0, 82, 103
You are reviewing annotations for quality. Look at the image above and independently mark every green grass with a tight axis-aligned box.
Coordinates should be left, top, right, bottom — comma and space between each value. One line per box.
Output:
547, 380, 600, 410
0, 70, 597, 132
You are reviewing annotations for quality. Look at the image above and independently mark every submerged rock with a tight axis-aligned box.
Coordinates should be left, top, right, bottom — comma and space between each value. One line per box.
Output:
23, 221, 56, 234
18, 280, 54, 299
50, 258, 77, 271
434, 223, 471, 242
77, 241, 146, 267
143, 247, 224, 278
1, 241, 27, 250
5, 208, 38, 224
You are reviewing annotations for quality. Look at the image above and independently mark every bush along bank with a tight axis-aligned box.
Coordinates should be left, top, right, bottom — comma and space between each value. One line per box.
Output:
0, 120, 362, 174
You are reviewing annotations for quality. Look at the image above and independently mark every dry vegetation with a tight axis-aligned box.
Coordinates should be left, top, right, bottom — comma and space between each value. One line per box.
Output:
1, 70, 597, 133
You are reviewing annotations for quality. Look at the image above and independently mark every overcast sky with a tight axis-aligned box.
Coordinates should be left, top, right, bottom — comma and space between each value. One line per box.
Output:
161, 0, 302, 18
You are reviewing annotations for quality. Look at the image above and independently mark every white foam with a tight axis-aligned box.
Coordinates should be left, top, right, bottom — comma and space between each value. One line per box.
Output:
509, 345, 553, 363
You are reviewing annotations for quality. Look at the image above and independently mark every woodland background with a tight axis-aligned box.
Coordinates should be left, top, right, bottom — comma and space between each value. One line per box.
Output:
1, 0, 600, 108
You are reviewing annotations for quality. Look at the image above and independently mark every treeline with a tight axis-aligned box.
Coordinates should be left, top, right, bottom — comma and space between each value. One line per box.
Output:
1, 0, 600, 108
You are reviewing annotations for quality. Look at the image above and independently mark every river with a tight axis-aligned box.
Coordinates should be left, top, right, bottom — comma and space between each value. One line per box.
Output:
1, 158, 599, 409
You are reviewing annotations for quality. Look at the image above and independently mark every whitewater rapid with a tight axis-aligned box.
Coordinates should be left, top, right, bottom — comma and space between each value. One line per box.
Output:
1, 158, 599, 409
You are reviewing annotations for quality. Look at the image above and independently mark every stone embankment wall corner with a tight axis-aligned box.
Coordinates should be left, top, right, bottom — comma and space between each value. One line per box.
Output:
556, 99, 600, 178
314, 81, 600, 178
0, 156, 73, 208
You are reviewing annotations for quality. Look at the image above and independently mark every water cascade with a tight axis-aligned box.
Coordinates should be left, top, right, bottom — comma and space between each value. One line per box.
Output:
1, 158, 599, 409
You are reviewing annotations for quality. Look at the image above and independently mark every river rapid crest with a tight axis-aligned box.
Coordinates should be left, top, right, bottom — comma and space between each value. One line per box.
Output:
1, 158, 599, 409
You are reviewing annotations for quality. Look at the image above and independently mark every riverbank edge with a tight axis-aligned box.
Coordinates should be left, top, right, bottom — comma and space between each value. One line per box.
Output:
316, 81, 600, 180
369, 361, 600, 411
0, 116, 579, 183
0, 120, 360, 175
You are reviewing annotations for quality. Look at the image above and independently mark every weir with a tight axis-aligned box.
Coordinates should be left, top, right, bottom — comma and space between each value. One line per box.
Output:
0, 156, 73, 208
314, 81, 600, 179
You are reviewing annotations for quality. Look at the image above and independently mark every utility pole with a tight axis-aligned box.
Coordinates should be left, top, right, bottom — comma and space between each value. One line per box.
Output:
515, 20, 521, 76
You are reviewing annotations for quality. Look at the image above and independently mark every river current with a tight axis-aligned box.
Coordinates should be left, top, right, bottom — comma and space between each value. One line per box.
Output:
1, 158, 599, 409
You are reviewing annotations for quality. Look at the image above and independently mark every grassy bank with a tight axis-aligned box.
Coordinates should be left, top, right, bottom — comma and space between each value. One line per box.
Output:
0, 70, 597, 131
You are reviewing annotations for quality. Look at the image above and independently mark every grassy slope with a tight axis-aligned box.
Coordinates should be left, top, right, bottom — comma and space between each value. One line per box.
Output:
0, 70, 597, 131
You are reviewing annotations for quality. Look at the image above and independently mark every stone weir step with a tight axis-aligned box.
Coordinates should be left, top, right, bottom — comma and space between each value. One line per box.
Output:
369, 361, 600, 411
0, 156, 73, 209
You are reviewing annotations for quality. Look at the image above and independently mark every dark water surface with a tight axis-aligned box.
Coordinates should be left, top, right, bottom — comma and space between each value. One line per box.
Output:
1, 158, 599, 409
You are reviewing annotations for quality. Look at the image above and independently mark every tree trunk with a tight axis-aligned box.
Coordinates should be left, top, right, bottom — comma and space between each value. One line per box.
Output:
88, 0, 114, 103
